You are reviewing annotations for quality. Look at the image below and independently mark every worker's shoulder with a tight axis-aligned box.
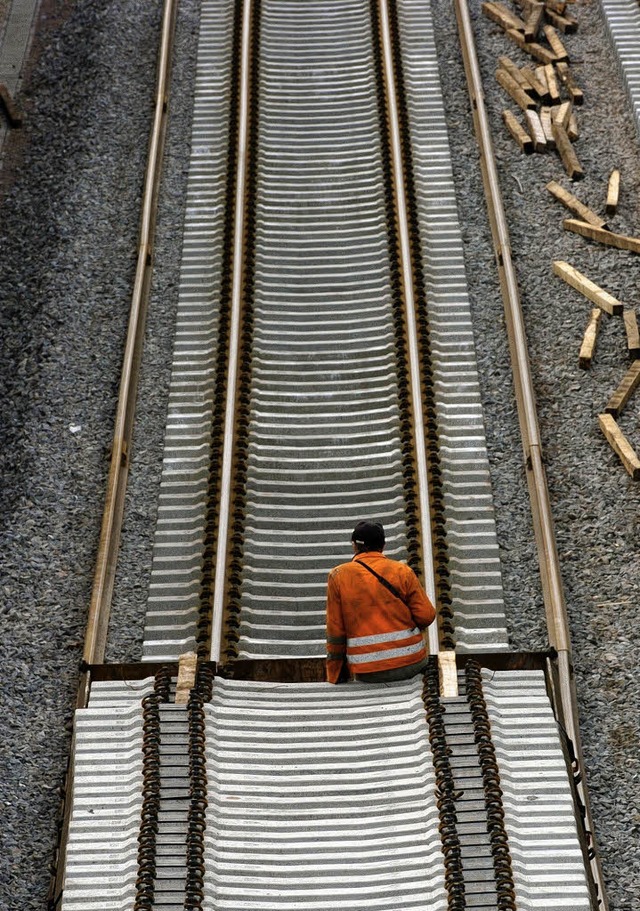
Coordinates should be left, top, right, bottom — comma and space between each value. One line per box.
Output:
327, 560, 355, 580
381, 555, 417, 579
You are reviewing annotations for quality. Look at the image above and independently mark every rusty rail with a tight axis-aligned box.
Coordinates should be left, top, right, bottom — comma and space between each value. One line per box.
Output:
209, 0, 254, 664
80, 0, 178, 688
378, 0, 438, 654
453, 2, 608, 907
49, 2, 179, 905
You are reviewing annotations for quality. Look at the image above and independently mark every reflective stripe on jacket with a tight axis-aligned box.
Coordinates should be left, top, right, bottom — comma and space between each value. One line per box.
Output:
325, 551, 436, 684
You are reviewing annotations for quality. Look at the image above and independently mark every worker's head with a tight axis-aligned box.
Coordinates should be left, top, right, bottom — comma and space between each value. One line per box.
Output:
351, 520, 385, 554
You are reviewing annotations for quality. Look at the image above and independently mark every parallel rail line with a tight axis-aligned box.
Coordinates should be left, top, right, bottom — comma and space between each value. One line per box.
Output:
142, 0, 508, 663
82, 0, 179, 683
50, 0, 617, 909
453, 1, 606, 900
208, 0, 436, 663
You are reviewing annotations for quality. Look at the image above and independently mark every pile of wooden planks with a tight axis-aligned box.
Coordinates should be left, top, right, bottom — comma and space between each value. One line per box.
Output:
552, 254, 639, 367
483, 2, 640, 479
549, 176, 640, 479
484, 0, 584, 178
547, 169, 640, 261
600, 381, 640, 480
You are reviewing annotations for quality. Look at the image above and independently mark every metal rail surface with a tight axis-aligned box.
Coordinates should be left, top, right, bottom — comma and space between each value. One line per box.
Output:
82, 0, 178, 677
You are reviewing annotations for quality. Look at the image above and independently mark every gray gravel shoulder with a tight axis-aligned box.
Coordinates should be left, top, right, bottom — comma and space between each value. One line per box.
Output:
431, 1, 640, 906
0, 0, 199, 906
106, 0, 201, 663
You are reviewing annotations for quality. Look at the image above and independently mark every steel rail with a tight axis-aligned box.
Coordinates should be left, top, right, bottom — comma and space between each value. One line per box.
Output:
453, 2, 608, 907
378, 0, 439, 655
49, 2, 179, 905
80, 0, 178, 686
210, 0, 253, 664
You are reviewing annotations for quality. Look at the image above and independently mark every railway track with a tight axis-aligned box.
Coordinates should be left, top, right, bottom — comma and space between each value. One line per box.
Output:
49, 0, 620, 908
140, 0, 508, 665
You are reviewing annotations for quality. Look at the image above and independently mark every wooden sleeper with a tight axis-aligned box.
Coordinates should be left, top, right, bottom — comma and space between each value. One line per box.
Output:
623, 310, 640, 357
606, 169, 620, 217
563, 219, 640, 255
552, 120, 583, 179
598, 413, 640, 480
552, 260, 623, 315
526, 109, 548, 152
503, 109, 534, 153
496, 68, 538, 111
579, 308, 602, 369
605, 360, 640, 417
546, 181, 607, 228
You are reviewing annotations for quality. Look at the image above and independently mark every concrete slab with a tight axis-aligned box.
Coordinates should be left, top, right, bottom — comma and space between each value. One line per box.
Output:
0, 0, 39, 155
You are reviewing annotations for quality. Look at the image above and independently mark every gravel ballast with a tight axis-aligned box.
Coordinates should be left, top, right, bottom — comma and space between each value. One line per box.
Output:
0, 0, 198, 906
0, 0, 638, 908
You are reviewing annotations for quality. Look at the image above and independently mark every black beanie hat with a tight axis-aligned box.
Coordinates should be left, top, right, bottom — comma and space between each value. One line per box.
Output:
351, 520, 385, 551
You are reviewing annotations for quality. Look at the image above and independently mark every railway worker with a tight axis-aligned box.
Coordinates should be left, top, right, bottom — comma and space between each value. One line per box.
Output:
326, 520, 436, 684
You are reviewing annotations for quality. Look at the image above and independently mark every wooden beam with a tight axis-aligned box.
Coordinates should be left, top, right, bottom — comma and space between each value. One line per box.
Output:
540, 107, 556, 148
563, 219, 640, 254
225, 658, 326, 682
521, 65, 550, 101
552, 100, 572, 129
556, 61, 584, 104
552, 260, 624, 315
578, 308, 601, 368
498, 55, 531, 89
545, 0, 567, 13
175, 651, 198, 704
605, 360, 640, 417
566, 77, 584, 105
598, 413, 640, 480
526, 108, 547, 152
496, 68, 538, 111
545, 8, 579, 33
506, 27, 557, 64
512, 0, 537, 13
567, 113, 579, 141
552, 120, 583, 179
623, 310, 640, 356
606, 169, 620, 217
535, 65, 549, 93
482, 2, 526, 31
544, 63, 561, 102
524, 2, 545, 41
502, 109, 534, 153
543, 24, 569, 60
438, 650, 459, 698
546, 181, 607, 228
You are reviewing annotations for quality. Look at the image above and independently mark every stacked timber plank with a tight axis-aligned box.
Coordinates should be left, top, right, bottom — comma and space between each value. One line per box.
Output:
483, 1, 640, 480
549, 178, 640, 479
484, 0, 584, 177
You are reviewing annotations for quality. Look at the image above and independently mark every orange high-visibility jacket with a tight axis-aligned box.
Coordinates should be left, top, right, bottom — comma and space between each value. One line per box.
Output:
326, 551, 436, 684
